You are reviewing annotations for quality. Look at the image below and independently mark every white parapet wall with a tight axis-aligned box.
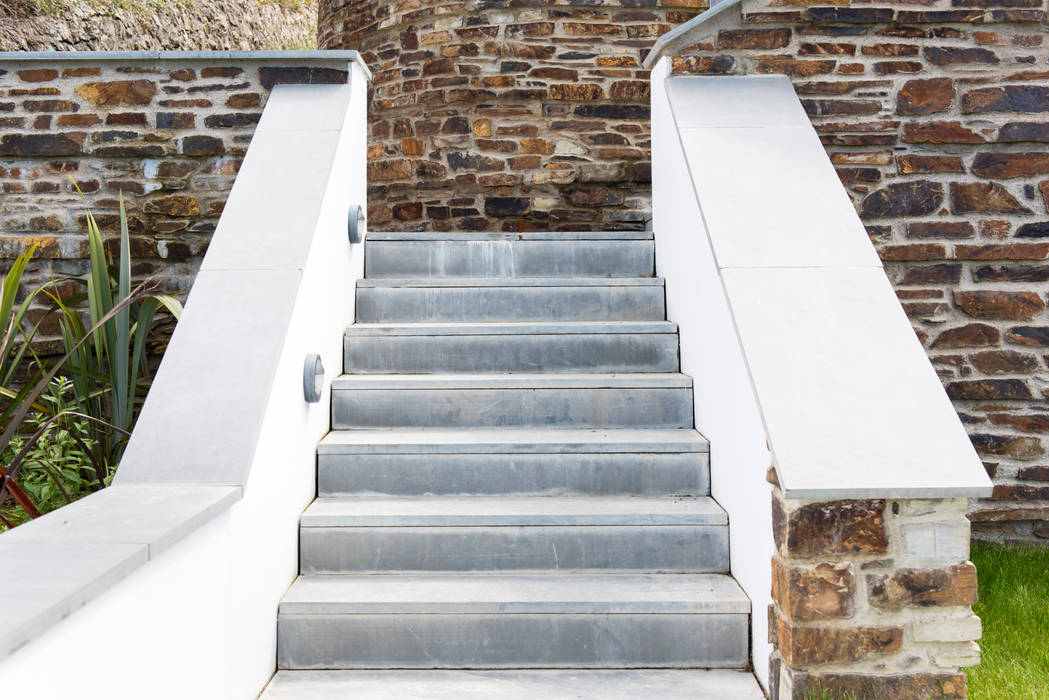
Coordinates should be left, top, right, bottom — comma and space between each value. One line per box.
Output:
0, 53, 369, 699
650, 58, 992, 693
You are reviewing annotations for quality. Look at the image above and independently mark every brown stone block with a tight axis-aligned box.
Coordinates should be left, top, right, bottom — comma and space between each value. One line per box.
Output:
879, 244, 945, 261
671, 55, 736, 75
774, 496, 888, 557
897, 78, 956, 116
993, 483, 1049, 499
777, 620, 902, 666
1018, 464, 1049, 479
1007, 326, 1049, 346
201, 67, 243, 79
772, 559, 855, 621
509, 156, 541, 170
610, 81, 650, 101
949, 379, 1033, 400
799, 42, 857, 56
180, 135, 225, 157
963, 86, 1049, 114
972, 152, 1049, 179
954, 290, 1045, 320
75, 80, 157, 106
18, 69, 58, 82
993, 414, 1049, 433
23, 100, 78, 113
485, 197, 531, 217
860, 181, 943, 217
756, 59, 836, 78
563, 22, 619, 36
951, 182, 1030, 214
0, 133, 84, 157
895, 263, 962, 285
790, 671, 966, 700
955, 243, 1049, 261
520, 139, 554, 155
156, 113, 195, 130
106, 112, 148, 126
529, 67, 578, 81
368, 159, 413, 182
862, 43, 920, 57
971, 433, 1043, 458
903, 121, 984, 144
227, 93, 261, 109
973, 264, 1049, 282
392, 202, 423, 221
924, 46, 1000, 64
550, 84, 605, 101
718, 28, 792, 49
970, 350, 1040, 374
897, 155, 964, 174
873, 61, 924, 75
998, 122, 1049, 143
169, 69, 196, 82
868, 564, 978, 608
144, 195, 200, 217
61, 67, 101, 78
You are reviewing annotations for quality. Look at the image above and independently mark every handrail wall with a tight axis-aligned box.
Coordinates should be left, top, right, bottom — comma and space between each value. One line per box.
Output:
0, 52, 369, 700
651, 58, 992, 693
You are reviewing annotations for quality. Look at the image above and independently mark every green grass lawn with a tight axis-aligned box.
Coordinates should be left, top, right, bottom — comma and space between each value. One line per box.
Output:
969, 542, 1049, 699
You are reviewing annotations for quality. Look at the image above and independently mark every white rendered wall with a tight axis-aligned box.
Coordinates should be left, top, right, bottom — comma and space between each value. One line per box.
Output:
651, 57, 776, 693
0, 63, 368, 700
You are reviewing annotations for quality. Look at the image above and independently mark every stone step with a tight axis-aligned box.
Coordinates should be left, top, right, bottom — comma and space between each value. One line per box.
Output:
276, 572, 750, 669
298, 496, 728, 573
317, 428, 710, 496
343, 322, 680, 374
331, 373, 694, 430
260, 669, 766, 699
355, 278, 666, 323
365, 234, 654, 279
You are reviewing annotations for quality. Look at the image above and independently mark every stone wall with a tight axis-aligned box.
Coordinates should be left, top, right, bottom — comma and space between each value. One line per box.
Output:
670, 0, 1049, 544
0, 54, 351, 353
769, 472, 981, 699
319, 0, 707, 232
0, 0, 318, 52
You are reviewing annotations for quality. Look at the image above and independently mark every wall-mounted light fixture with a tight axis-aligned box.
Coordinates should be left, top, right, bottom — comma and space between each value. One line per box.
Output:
303, 354, 325, 403
348, 204, 365, 244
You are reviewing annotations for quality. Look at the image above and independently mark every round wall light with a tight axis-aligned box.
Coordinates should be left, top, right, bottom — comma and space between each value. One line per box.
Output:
348, 204, 365, 244
303, 354, 325, 404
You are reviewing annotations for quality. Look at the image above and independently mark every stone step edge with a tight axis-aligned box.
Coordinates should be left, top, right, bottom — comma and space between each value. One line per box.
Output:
317, 428, 710, 455
344, 321, 678, 337
332, 373, 693, 390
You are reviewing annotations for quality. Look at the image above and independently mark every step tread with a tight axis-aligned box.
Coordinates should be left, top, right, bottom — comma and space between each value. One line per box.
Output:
302, 495, 726, 527
318, 428, 710, 454
333, 373, 692, 390
367, 232, 654, 241
357, 277, 663, 288
260, 670, 764, 699
279, 572, 750, 614
344, 321, 677, 336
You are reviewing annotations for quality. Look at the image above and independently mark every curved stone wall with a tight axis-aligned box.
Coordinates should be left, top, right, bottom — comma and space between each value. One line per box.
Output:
319, 0, 707, 232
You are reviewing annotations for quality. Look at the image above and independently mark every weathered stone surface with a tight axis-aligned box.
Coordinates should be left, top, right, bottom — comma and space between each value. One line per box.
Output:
993, 415, 1049, 434
947, 379, 1033, 400
860, 181, 943, 217
931, 324, 1000, 348
772, 559, 855, 620
777, 621, 903, 666
970, 350, 1040, 374
970, 433, 1044, 459
903, 121, 985, 144
971, 152, 1049, 179
75, 80, 157, 106
868, 564, 978, 608
897, 78, 955, 115
962, 86, 1049, 114
951, 182, 1031, 214
790, 671, 967, 700
953, 290, 1045, 320
143, 195, 200, 217
775, 498, 888, 557
0, 133, 84, 157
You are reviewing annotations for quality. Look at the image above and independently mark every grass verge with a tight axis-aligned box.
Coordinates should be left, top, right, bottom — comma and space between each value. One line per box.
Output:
968, 541, 1049, 699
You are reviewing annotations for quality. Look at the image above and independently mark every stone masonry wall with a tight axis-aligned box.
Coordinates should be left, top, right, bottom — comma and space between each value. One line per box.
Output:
319, 0, 707, 232
769, 472, 982, 699
670, 0, 1049, 544
0, 56, 350, 353
0, 0, 318, 52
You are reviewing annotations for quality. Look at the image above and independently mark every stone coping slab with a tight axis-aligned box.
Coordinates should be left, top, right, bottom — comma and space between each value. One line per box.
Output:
0, 485, 238, 658
0, 49, 372, 80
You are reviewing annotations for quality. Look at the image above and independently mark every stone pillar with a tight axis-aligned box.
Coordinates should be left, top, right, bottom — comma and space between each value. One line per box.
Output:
769, 473, 983, 699
317, 0, 707, 232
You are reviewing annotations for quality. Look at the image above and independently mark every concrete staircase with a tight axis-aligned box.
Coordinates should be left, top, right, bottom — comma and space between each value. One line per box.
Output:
262, 232, 761, 698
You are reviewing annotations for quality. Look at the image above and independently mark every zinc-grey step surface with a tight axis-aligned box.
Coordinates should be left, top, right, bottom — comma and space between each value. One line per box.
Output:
260, 669, 765, 700
365, 236, 654, 278
355, 277, 666, 323
332, 373, 694, 430
317, 428, 710, 496
343, 322, 680, 374
277, 573, 749, 669
299, 496, 728, 573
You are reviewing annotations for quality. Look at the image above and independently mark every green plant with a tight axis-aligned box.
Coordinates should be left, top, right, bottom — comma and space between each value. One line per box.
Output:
0, 189, 181, 527
50, 189, 181, 471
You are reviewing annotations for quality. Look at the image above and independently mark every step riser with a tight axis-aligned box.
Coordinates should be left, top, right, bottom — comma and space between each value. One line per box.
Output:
317, 453, 710, 497
355, 287, 665, 323
365, 240, 654, 279
331, 388, 694, 430
277, 614, 749, 670
344, 333, 679, 374
300, 526, 729, 573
